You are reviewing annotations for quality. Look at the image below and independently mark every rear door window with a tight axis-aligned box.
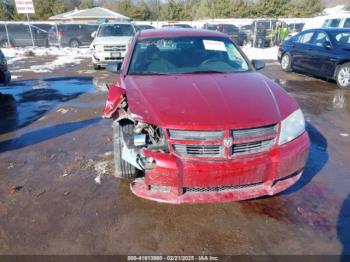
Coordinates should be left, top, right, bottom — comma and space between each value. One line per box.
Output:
311, 31, 330, 46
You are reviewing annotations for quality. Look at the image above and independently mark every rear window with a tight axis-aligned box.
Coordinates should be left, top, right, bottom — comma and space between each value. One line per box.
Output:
331, 32, 350, 46
97, 24, 134, 37
322, 19, 329, 28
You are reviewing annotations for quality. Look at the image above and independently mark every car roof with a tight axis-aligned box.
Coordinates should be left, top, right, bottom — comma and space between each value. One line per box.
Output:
304, 28, 350, 33
138, 28, 229, 39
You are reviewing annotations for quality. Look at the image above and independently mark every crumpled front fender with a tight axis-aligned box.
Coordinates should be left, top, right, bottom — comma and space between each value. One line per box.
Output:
103, 85, 126, 119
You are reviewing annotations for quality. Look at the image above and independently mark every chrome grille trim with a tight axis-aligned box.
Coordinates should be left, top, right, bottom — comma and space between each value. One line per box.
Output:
103, 45, 126, 51
184, 182, 263, 193
232, 139, 274, 155
169, 130, 224, 141
174, 144, 224, 157
232, 125, 277, 139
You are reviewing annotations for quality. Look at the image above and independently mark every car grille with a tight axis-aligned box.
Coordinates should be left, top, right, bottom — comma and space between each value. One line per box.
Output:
173, 144, 224, 157
169, 130, 223, 140
232, 125, 277, 139
232, 138, 275, 156
170, 124, 277, 158
184, 182, 262, 193
104, 45, 126, 52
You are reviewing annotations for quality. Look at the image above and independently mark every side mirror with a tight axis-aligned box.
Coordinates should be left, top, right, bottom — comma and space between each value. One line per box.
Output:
91, 31, 97, 38
251, 59, 265, 70
106, 62, 122, 74
323, 40, 332, 49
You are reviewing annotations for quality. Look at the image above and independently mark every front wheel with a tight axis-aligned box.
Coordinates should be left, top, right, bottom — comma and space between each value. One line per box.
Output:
113, 121, 139, 178
336, 63, 350, 89
281, 53, 292, 72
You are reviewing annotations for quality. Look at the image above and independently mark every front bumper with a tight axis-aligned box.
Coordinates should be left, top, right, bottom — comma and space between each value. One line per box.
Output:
92, 50, 126, 66
131, 132, 310, 204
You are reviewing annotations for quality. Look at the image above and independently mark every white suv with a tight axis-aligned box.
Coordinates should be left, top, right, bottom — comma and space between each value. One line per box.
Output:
91, 22, 136, 69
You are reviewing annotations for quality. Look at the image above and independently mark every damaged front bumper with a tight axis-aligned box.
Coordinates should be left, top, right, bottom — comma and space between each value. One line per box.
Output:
130, 132, 310, 204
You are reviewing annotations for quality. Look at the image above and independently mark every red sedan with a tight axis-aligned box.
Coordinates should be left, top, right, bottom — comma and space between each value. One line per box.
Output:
103, 29, 310, 204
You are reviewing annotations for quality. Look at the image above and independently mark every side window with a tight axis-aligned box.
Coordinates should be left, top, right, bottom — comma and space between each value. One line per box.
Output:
295, 32, 314, 44
311, 32, 330, 46
344, 18, 350, 28
322, 19, 329, 28
329, 19, 341, 28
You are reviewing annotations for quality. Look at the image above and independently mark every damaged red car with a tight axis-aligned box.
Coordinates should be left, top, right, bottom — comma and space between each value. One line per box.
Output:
103, 29, 310, 204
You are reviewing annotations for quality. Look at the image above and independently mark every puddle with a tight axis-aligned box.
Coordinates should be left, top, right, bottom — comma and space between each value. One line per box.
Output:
0, 77, 95, 134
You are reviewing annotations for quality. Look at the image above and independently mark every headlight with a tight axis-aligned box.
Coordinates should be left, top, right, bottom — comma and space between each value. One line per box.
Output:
278, 109, 305, 145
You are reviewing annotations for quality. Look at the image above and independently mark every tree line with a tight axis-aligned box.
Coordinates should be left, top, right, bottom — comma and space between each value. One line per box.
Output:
0, 0, 325, 21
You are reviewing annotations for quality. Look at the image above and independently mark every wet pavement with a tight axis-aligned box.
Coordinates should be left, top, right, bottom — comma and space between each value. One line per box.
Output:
0, 58, 350, 256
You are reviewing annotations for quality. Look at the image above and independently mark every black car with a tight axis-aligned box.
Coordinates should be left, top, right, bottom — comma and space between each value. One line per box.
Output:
0, 23, 50, 48
202, 23, 240, 44
48, 24, 98, 48
278, 28, 350, 88
0, 49, 11, 85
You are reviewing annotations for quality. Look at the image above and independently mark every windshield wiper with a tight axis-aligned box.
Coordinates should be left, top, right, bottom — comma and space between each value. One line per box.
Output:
181, 70, 227, 74
131, 71, 169, 75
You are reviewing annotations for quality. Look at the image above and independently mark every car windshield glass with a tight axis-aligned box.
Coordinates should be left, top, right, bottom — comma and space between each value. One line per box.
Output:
128, 36, 250, 75
98, 24, 134, 37
331, 32, 350, 46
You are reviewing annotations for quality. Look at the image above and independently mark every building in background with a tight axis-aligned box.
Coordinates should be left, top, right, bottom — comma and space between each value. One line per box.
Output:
49, 7, 130, 24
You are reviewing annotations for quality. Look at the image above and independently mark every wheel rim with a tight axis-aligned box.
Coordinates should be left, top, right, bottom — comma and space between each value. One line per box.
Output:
71, 41, 79, 48
281, 55, 289, 69
338, 67, 350, 87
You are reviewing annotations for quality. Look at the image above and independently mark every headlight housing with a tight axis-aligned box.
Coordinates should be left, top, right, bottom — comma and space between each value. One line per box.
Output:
278, 109, 305, 145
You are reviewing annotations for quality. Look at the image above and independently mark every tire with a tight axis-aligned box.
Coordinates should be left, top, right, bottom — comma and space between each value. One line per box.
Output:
69, 39, 80, 48
281, 53, 292, 72
113, 121, 139, 178
335, 63, 350, 89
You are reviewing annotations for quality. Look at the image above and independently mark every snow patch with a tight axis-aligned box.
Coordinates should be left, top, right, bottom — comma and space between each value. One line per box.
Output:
241, 45, 278, 61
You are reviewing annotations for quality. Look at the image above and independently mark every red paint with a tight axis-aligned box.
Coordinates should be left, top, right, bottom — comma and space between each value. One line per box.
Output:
104, 29, 310, 203
102, 85, 126, 119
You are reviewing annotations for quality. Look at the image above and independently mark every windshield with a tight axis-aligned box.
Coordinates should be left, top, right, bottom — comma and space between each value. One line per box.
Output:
128, 36, 250, 75
331, 32, 350, 46
97, 24, 134, 37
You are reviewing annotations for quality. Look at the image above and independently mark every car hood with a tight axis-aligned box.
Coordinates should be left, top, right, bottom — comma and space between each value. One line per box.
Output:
124, 72, 298, 130
93, 36, 132, 46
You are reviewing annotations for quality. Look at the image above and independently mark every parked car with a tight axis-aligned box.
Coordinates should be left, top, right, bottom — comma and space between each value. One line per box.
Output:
0, 49, 11, 85
48, 24, 98, 48
239, 24, 253, 46
202, 23, 240, 44
91, 22, 136, 70
278, 28, 350, 89
102, 28, 310, 204
162, 23, 192, 28
322, 14, 350, 29
135, 24, 155, 31
0, 23, 50, 48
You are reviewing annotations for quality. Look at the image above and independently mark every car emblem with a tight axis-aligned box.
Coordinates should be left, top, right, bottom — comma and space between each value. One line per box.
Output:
223, 137, 233, 148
